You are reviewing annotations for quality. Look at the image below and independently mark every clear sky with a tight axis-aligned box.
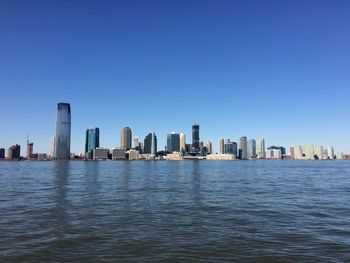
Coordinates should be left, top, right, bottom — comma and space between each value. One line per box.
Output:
1, 0, 349, 155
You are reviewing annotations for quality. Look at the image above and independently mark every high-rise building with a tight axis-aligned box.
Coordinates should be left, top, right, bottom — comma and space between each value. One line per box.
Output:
205, 141, 212, 154
238, 137, 248, 159
224, 139, 235, 155
54, 103, 71, 160
327, 146, 335, 160
257, 138, 266, 159
290, 146, 295, 159
167, 132, 180, 152
314, 145, 323, 160
144, 132, 157, 155
179, 133, 186, 152
120, 127, 132, 150
0, 148, 5, 159
294, 146, 303, 160
8, 144, 21, 160
248, 139, 256, 159
27, 142, 33, 159
85, 127, 100, 159
192, 124, 200, 153
302, 144, 314, 160
219, 138, 225, 154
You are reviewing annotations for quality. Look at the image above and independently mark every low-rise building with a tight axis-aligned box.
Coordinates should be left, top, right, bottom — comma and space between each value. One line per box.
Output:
206, 154, 235, 160
112, 148, 126, 160
93, 147, 109, 160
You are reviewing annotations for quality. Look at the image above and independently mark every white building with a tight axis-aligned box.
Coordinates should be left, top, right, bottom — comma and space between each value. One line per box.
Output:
257, 138, 266, 159
303, 144, 315, 160
327, 146, 335, 160
206, 154, 235, 160
294, 145, 303, 160
314, 145, 323, 160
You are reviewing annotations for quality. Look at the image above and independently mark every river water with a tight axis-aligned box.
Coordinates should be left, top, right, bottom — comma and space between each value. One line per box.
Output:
0, 160, 349, 262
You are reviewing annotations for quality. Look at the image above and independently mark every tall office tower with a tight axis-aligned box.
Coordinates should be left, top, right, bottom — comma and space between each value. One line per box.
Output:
232, 142, 238, 157
192, 124, 200, 153
144, 132, 157, 155
54, 103, 71, 160
219, 138, 225, 154
303, 144, 315, 160
248, 139, 256, 159
224, 139, 234, 154
290, 146, 295, 159
179, 133, 186, 152
167, 132, 180, 152
0, 148, 5, 158
120, 127, 132, 150
8, 144, 21, 160
327, 146, 335, 159
133, 137, 140, 148
151, 132, 157, 155
85, 127, 100, 159
238, 137, 248, 159
257, 138, 266, 159
27, 142, 33, 159
205, 141, 212, 154
314, 145, 323, 160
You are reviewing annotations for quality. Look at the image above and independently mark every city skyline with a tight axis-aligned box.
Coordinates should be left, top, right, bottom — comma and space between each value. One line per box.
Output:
1, 1, 350, 154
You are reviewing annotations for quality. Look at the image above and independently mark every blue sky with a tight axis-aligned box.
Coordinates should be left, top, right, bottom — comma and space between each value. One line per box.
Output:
1, 0, 349, 154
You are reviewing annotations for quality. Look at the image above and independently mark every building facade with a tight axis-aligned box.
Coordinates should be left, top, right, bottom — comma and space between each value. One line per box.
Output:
85, 127, 100, 159
144, 132, 157, 155
192, 124, 200, 153
8, 144, 21, 160
120, 127, 132, 150
54, 103, 71, 160
179, 133, 186, 152
257, 138, 266, 159
238, 137, 248, 159
0, 148, 5, 159
248, 139, 256, 159
167, 132, 180, 152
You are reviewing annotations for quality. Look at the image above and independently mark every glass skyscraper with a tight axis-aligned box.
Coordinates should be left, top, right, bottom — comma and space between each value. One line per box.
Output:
54, 103, 71, 160
144, 132, 157, 155
192, 124, 200, 153
167, 132, 180, 152
85, 127, 100, 159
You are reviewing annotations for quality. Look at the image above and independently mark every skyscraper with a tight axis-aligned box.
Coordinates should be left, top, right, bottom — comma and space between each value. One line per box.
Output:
238, 137, 248, 159
167, 132, 180, 152
27, 142, 33, 159
179, 133, 186, 152
192, 124, 200, 153
8, 144, 20, 160
257, 138, 266, 159
120, 127, 132, 150
248, 139, 256, 159
54, 103, 71, 160
85, 127, 100, 159
0, 148, 5, 159
290, 146, 295, 159
219, 138, 225, 154
327, 146, 335, 159
144, 132, 157, 155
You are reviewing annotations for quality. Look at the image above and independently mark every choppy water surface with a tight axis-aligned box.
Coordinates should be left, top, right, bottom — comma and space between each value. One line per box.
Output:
0, 160, 349, 262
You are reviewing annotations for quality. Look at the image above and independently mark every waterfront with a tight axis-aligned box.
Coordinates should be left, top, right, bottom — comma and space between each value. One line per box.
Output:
0, 161, 349, 262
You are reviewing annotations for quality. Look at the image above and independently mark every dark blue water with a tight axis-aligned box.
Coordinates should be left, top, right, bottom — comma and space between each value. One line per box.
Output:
0, 160, 349, 262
